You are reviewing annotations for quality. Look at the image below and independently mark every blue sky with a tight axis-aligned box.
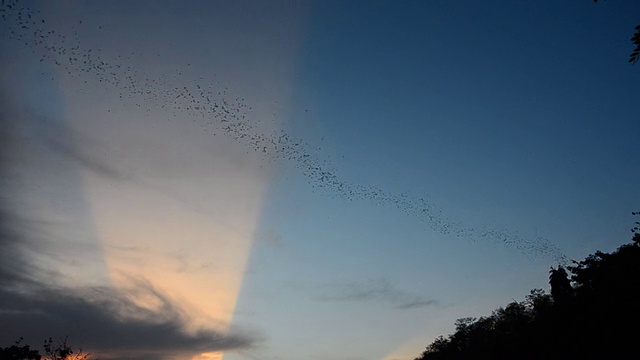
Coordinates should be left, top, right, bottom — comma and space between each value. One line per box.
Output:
1, 1, 639, 359
234, 1, 640, 358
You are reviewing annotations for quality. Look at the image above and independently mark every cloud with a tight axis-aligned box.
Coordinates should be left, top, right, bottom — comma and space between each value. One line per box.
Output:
317, 278, 438, 310
0, 204, 259, 359
395, 299, 438, 310
47, 137, 131, 182
0, 208, 41, 286
0, 88, 131, 186
0, 95, 259, 359
0, 280, 258, 359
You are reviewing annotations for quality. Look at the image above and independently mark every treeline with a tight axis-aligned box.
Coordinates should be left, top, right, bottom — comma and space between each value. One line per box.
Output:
0, 337, 90, 360
415, 213, 640, 360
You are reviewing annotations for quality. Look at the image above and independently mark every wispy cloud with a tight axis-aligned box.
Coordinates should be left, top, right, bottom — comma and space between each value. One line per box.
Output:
317, 278, 438, 310
0, 88, 132, 185
395, 299, 438, 310
47, 137, 131, 182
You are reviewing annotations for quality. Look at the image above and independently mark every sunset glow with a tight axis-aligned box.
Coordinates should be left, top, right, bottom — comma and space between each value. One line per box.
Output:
2, 1, 639, 359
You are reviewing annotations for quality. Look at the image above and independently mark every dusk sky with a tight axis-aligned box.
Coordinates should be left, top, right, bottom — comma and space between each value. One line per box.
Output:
1, 1, 639, 359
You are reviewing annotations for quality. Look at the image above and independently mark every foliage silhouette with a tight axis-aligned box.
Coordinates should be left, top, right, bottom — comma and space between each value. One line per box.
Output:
0, 338, 40, 360
594, 0, 640, 64
414, 212, 640, 360
0, 337, 90, 360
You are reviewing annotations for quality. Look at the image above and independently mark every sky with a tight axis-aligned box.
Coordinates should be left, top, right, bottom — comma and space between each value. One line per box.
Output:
0, 0, 639, 359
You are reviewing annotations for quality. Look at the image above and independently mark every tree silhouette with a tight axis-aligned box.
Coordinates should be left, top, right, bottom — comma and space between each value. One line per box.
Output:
42, 338, 90, 360
631, 211, 640, 243
414, 213, 640, 360
0, 337, 90, 360
548, 266, 571, 305
593, 0, 640, 64
630, 25, 640, 64
0, 338, 41, 360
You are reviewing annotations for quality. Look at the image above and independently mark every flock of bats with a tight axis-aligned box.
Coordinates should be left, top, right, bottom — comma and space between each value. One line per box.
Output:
1, 0, 566, 262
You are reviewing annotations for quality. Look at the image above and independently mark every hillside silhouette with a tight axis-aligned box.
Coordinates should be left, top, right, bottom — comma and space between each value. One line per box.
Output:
414, 212, 640, 360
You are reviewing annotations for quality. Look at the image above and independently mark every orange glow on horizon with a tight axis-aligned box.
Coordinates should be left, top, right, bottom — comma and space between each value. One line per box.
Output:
192, 352, 224, 360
